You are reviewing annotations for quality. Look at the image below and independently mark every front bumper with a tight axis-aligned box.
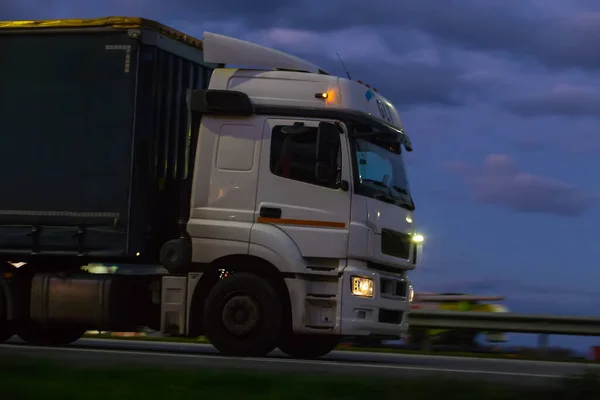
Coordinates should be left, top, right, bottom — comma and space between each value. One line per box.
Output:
340, 261, 411, 337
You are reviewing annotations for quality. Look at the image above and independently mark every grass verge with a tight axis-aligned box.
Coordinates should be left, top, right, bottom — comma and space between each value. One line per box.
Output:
1, 356, 599, 400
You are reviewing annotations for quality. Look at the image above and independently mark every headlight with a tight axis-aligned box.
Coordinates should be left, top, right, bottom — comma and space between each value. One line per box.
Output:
412, 234, 424, 243
408, 284, 414, 303
351, 276, 374, 298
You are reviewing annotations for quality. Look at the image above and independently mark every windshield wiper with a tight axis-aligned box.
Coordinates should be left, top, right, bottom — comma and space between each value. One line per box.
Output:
361, 178, 390, 190
361, 179, 416, 210
361, 179, 396, 203
392, 186, 409, 195
390, 187, 415, 211
397, 198, 416, 211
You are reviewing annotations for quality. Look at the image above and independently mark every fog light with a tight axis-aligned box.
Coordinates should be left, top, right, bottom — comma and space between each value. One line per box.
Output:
351, 276, 374, 298
408, 284, 414, 303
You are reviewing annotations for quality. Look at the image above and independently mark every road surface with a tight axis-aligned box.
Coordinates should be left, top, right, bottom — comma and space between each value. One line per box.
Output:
1, 337, 598, 384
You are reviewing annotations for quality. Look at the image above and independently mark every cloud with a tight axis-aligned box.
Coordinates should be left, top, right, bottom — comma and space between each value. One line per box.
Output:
4, 0, 600, 71
505, 84, 600, 118
514, 138, 547, 153
446, 154, 598, 216
566, 129, 600, 155
164, 0, 600, 71
243, 27, 487, 108
512, 127, 600, 156
399, 3, 600, 71
0, 1, 495, 110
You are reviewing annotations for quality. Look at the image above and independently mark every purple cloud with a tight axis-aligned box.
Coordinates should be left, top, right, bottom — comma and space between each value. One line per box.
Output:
395, 3, 600, 71
566, 129, 600, 155
141, 0, 600, 72
505, 84, 600, 118
446, 154, 598, 216
514, 138, 547, 153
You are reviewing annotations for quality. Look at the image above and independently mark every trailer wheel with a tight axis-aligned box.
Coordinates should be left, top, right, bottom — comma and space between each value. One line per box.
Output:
0, 327, 13, 342
203, 273, 282, 357
278, 334, 340, 359
17, 323, 85, 346
0, 276, 14, 342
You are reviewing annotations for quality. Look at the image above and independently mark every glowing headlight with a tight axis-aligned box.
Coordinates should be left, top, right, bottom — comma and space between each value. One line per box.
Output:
351, 276, 374, 298
408, 284, 414, 303
412, 234, 424, 243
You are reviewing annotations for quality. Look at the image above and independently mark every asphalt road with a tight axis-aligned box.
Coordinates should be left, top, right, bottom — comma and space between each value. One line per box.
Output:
1, 337, 599, 385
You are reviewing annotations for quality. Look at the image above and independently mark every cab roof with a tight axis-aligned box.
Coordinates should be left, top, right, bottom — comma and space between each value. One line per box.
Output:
208, 68, 406, 133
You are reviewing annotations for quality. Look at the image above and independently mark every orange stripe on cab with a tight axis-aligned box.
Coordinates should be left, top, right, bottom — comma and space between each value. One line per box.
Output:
257, 217, 346, 229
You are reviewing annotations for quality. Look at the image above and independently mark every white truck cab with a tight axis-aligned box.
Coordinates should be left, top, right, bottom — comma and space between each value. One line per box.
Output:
173, 32, 419, 354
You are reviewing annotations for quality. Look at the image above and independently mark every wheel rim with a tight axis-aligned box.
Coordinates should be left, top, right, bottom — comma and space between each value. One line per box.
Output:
221, 294, 260, 336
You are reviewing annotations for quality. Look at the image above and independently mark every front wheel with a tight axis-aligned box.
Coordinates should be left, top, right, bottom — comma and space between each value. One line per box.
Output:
279, 334, 341, 359
203, 273, 283, 357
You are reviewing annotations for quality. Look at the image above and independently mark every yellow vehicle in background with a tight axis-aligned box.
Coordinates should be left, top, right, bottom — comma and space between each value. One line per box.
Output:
406, 293, 509, 348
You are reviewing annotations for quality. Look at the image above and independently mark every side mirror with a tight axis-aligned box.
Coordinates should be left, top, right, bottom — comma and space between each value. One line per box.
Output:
315, 161, 337, 183
316, 121, 340, 163
316, 121, 345, 188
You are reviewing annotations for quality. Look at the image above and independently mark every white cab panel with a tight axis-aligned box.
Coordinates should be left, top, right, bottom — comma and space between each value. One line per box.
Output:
188, 116, 263, 262
347, 194, 416, 268
365, 196, 413, 235
253, 118, 352, 259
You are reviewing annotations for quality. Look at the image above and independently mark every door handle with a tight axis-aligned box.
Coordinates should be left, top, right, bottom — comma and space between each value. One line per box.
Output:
260, 207, 282, 219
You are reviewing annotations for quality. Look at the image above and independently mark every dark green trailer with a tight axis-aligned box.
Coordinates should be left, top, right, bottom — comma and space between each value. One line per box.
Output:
0, 17, 217, 264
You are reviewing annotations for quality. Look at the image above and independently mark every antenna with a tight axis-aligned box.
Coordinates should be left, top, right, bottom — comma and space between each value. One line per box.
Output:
336, 53, 352, 80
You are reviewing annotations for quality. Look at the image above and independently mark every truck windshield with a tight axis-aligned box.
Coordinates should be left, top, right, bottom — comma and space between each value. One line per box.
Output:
350, 123, 415, 211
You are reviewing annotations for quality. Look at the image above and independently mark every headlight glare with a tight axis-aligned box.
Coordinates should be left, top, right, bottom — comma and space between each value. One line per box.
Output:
351, 276, 374, 298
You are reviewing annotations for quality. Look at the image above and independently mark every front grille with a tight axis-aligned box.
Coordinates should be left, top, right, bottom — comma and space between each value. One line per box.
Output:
378, 309, 403, 324
380, 277, 407, 297
381, 228, 411, 259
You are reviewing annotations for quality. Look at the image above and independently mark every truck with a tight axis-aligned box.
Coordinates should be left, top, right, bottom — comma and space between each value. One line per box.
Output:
407, 293, 509, 348
0, 17, 418, 358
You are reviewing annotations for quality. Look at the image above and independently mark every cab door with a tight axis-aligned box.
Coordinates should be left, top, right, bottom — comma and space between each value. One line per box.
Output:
253, 118, 352, 259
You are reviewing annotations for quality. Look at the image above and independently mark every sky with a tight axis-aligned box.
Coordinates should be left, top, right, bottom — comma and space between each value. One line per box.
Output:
3, 0, 600, 350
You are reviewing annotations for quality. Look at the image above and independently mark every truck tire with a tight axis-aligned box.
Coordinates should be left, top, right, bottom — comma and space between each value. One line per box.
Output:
0, 275, 15, 342
0, 328, 13, 343
17, 323, 85, 346
278, 334, 340, 359
203, 273, 282, 357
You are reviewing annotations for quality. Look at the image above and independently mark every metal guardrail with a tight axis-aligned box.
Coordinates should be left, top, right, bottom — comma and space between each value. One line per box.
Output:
408, 311, 600, 336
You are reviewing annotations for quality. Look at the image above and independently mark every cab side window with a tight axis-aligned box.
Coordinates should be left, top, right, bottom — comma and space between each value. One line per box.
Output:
270, 124, 340, 189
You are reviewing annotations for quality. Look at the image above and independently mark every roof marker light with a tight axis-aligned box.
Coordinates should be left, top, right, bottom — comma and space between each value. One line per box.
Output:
315, 92, 328, 99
